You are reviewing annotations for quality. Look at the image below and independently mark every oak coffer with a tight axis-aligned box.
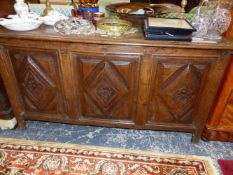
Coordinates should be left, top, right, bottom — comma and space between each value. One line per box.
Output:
0, 25, 232, 143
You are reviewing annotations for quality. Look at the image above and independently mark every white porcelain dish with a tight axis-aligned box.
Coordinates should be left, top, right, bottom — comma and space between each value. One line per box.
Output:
40, 11, 68, 26
42, 16, 68, 26
0, 19, 42, 31
7, 13, 40, 20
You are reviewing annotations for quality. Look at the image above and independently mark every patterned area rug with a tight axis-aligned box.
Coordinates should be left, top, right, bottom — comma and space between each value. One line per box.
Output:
0, 138, 216, 175
218, 160, 233, 175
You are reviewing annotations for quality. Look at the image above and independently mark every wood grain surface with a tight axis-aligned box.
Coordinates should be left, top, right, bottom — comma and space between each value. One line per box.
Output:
0, 25, 232, 143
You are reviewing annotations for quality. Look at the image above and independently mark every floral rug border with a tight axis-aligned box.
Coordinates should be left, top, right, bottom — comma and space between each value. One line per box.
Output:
0, 138, 217, 175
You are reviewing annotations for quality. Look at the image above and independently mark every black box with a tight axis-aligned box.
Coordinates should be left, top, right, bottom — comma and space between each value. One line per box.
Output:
144, 17, 196, 41
144, 32, 192, 41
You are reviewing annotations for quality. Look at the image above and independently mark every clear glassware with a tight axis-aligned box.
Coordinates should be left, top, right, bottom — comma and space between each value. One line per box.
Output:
192, 0, 211, 38
206, 1, 231, 40
192, 0, 231, 40
54, 17, 95, 35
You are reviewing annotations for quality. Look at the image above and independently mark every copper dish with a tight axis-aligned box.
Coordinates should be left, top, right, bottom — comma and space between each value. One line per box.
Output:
106, 2, 182, 18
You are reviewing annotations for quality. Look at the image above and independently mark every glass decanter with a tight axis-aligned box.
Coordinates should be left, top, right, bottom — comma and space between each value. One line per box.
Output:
206, 1, 231, 40
192, 0, 231, 40
192, 0, 211, 38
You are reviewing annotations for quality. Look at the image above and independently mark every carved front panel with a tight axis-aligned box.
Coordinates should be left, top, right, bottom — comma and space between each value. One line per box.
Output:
6, 47, 65, 115
75, 54, 140, 122
147, 57, 212, 124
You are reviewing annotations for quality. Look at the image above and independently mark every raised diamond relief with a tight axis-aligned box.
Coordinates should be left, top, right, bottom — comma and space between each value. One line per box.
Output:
95, 77, 117, 107
23, 71, 44, 99
160, 65, 200, 119
21, 56, 55, 109
173, 85, 195, 109
84, 61, 128, 113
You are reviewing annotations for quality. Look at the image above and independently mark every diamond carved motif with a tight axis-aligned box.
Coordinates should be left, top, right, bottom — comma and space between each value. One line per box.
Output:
23, 71, 44, 99
160, 65, 201, 119
85, 61, 128, 113
21, 56, 56, 110
173, 85, 195, 109
95, 77, 117, 107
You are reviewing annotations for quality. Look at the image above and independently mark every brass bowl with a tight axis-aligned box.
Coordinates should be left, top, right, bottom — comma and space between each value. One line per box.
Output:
97, 18, 132, 32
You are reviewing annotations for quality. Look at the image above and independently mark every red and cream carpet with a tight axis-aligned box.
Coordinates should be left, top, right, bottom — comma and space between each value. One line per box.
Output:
0, 138, 216, 175
218, 159, 233, 175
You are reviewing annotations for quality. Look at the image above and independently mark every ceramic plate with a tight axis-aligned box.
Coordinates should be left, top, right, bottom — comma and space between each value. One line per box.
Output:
0, 19, 42, 31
